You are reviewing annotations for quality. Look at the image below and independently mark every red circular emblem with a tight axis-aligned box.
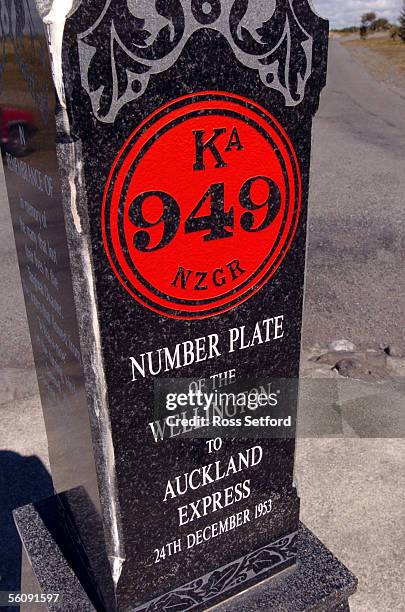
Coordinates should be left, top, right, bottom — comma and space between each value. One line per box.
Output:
102, 92, 301, 319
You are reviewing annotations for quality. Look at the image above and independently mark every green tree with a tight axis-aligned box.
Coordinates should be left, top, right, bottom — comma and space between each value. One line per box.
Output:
370, 18, 390, 32
361, 11, 377, 27
360, 12, 377, 39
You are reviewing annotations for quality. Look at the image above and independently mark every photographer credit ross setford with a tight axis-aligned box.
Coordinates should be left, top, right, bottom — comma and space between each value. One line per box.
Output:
1, 0, 358, 610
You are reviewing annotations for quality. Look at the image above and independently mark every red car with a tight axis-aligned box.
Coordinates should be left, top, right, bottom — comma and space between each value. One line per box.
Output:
0, 106, 37, 156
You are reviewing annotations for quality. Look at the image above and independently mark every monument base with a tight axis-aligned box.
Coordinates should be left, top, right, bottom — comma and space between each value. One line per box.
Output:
13, 493, 357, 612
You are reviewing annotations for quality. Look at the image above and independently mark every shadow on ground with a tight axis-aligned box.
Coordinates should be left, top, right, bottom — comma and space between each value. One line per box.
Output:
0, 451, 53, 608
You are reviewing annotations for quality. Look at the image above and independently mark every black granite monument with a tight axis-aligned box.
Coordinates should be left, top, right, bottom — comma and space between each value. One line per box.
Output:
1, 0, 357, 610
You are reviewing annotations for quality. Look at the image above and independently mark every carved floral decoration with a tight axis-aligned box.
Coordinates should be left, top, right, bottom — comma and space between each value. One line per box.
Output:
78, 0, 314, 122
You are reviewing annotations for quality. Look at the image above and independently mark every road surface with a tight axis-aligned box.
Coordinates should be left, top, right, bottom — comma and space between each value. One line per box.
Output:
305, 39, 405, 351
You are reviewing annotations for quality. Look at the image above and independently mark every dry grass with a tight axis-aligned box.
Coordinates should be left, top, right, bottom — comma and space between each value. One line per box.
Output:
344, 37, 405, 74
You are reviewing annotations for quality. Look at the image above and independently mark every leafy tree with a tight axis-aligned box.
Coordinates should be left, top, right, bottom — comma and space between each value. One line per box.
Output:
370, 18, 390, 32
361, 12, 377, 27
360, 12, 377, 39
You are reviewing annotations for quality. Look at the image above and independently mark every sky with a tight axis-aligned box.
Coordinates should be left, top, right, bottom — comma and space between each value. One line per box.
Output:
311, 0, 403, 29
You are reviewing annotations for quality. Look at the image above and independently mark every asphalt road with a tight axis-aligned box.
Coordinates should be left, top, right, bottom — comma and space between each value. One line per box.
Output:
304, 39, 405, 352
